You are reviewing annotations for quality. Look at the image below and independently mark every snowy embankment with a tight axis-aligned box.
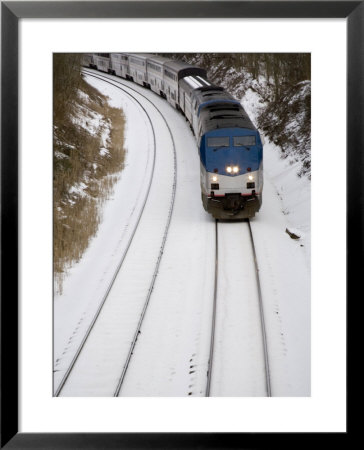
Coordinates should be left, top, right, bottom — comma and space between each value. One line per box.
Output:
55, 74, 215, 396
241, 88, 311, 265
242, 89, 311, 396
55, 71, 310, 397
54, 75, 155, 389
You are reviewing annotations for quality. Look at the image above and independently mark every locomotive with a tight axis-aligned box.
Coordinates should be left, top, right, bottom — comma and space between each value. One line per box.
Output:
82, 53, 263, 219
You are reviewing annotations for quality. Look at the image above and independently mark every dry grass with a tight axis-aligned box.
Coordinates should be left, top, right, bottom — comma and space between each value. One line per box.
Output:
54, 75, 126, 294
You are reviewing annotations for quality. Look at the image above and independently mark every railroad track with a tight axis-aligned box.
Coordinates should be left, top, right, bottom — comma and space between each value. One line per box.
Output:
98, 74, 272, 396
247, 219, 271, 397
55, 70, 177, 397
56, 69, 271, 397
206, 219, 272, 397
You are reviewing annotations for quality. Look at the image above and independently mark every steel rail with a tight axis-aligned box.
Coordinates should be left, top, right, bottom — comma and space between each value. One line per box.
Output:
247, 219, 272, 397
104, 75, 178, 397
99, 73, 271, 397
205, 219, 218, 397
81, 69, 178, 397
55, 71, 157, 396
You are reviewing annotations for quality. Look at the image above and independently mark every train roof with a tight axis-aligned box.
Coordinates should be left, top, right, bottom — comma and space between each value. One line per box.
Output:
192, 88, 233, 108
128, 53, 153, 61
163, 59, 207, 80
183, 75, 213, 89
110, 53, 130, 60
189, 87, 256, 137
198, 98, 256, 137
147, 54, 172, 65
179, 75, 221, 96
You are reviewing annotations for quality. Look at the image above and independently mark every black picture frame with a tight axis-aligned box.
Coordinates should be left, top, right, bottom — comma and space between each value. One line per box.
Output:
1, 1, 358, 448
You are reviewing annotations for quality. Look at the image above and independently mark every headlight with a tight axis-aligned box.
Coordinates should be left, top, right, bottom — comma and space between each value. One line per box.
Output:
226, 166, 232, 173
212, 175, 218, 182
248, 175, 254, 181
233, 166, 239, 173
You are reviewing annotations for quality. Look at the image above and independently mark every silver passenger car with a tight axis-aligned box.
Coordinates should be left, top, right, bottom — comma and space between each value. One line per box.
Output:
110, 53, 129, 78
146, 55, 171, 97
128, 53, 151, 87
94, 53, 111, 73
81, 53, 96, 69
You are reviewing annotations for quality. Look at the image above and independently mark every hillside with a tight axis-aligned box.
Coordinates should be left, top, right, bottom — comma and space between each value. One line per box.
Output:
53, 54, 126, 293
164, 53, 311, 179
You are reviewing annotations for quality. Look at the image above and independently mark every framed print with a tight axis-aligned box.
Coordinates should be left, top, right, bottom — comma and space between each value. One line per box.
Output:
1, 1, 359, 448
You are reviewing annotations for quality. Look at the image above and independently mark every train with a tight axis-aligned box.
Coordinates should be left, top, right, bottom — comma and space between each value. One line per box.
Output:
82, 53, 263, 219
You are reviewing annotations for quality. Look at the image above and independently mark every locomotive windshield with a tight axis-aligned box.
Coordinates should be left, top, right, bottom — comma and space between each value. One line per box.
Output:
207, 137, 229, 148
233, 136, 256, 146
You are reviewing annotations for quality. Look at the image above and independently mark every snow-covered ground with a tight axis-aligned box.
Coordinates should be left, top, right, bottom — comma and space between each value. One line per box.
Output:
243, 88, 310, 396
54, 75, 156, 390
54, 71, 310, 397
211, 221, 268, 396
241, 87, 311, 265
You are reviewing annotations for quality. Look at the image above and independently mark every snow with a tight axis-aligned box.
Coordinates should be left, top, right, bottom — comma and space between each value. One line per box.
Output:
71, 105, 106, 137
77, 89, 90, 103
263, 140, 311, 267
210, 222, 268, 396
241, 90, 311, 396
114, 92, 215, 397
54, 70, 310, 397
54, 74, 155, 391
250, 169, 310, 396
54, 150, 69, 160
59, 77, 177, 396
69, 181, 88, 197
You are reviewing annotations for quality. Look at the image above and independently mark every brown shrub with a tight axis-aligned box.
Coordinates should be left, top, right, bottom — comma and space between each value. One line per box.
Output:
54, 68, 126, 294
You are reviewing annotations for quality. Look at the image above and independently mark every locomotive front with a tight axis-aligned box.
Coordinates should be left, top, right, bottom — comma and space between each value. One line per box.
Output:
197, 96, 263, 219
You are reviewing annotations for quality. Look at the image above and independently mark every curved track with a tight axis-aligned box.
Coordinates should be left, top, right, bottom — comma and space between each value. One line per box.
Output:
55, 70, 177, 396
56, 69, 273, 397
83, 73, 272, 396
